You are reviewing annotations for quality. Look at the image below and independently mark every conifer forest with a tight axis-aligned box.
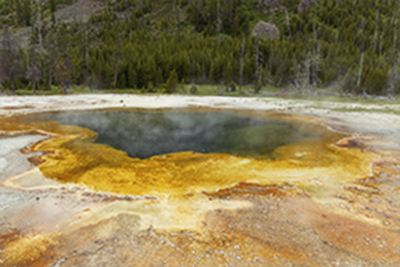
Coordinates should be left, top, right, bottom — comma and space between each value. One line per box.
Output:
1, 0, 400, 96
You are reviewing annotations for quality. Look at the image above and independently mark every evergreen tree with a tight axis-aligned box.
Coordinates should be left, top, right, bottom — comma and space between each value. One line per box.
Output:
165, 69, 179, 93
1, 0, 400, 95
0, 28, 24, 94
26, 44, 41, 95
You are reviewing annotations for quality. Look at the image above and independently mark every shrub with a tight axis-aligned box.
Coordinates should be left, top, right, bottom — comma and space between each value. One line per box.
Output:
226, 81, 237, 92
189, 84, 198, 94
255, 79, 262, 93
165, 69, 179, 93
147, 81, 154, 93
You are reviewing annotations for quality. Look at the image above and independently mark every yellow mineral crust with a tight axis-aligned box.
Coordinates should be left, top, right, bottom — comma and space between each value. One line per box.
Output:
1, 109, 397, 267
0, 110, 377, 199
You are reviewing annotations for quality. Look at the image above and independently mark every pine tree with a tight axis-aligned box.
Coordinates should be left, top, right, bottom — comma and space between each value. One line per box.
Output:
55, 58, 70, 93
0, 28, 23, 94
44, 29, 58, 91
26, 44, 41, 95
165, 69, 179, 93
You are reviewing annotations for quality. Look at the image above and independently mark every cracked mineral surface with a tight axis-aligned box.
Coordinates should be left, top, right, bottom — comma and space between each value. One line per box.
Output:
0, 95, 399, 266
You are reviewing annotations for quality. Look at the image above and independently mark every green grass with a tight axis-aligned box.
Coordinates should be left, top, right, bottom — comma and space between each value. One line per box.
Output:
257, 87, 400, 105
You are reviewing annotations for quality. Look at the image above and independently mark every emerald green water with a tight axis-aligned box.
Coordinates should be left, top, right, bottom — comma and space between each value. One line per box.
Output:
28, 110, 312, 159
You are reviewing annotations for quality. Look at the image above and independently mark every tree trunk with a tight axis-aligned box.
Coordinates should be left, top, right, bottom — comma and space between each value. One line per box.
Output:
86, 48, 91, 91
379, 21, 387, 55
372, 5, 380, 51
174, 0, 181, 43
254, 36, 260, 92
140, 0, 145, 26
285, 8, 293, 45
387, 53, 400, 95
311, 23, 320, 89
81, 24, 91, 88
36, 0, 45, 78
392, 1, 399, 52
239, 36, 245, 92
217, 0, 221, 40
357, 16, 365, 94
356, 52, 365, 92
113, 69, 119, 89
48, 73, 53, 93
11, 78, 15, 95
113, 35, 123, 89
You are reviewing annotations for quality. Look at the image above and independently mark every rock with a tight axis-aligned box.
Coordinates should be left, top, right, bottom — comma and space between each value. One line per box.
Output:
251, 21, 279, 40
298, 0, 320, 14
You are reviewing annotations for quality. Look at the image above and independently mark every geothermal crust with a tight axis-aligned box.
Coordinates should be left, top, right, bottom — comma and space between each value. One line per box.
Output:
0, 94, 400, 266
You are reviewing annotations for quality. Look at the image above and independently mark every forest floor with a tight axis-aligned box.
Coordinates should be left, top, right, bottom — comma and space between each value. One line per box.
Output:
0, 95, 400, 266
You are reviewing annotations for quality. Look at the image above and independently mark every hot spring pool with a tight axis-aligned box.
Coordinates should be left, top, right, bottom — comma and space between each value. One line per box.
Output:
33, 110, 314, 159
